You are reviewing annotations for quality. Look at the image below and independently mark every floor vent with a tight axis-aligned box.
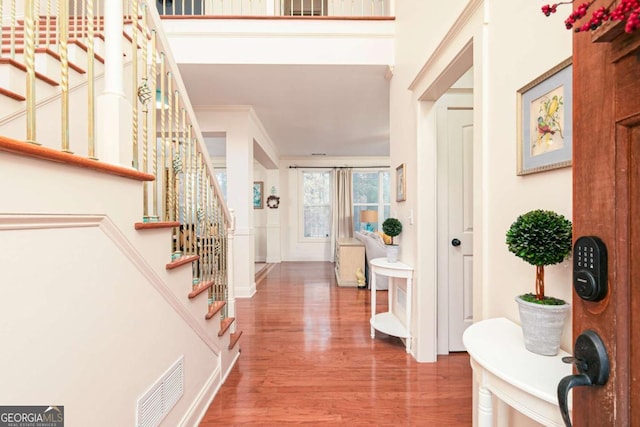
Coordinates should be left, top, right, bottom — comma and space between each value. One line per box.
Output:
137, 356, 184, 427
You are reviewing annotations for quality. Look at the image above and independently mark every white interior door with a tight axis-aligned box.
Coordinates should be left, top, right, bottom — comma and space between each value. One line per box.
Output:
446, 108, 474, 351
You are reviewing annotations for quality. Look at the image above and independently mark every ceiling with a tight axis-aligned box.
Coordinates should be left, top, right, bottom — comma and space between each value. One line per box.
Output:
178, 63, 391, 160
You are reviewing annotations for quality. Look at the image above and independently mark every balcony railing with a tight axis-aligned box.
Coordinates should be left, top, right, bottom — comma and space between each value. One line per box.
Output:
155, 0, 394, 17
0, 0, 234, 321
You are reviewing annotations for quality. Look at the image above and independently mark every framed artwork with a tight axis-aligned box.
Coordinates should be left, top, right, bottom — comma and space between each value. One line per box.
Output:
516, 58, 573, 175
253, 181, 263, 209
396, 163, 406, 202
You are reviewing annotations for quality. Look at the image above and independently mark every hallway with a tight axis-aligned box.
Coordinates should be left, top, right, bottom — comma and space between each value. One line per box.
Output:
200, 262, 472, 425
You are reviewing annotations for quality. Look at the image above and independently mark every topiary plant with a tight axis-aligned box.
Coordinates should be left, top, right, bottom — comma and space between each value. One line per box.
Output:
506, 209, 572, 304
382, 218, 402, 245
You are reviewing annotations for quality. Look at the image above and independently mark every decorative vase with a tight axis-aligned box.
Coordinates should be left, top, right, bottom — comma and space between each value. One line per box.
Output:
515, 296, 571, 356
386, 244, 399, 263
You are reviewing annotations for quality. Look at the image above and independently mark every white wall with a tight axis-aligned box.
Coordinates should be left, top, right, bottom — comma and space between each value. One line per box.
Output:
0, 152, 229, 426
392, 1, 572, 424
483, 0, 573, 327
163, 18, 394, 66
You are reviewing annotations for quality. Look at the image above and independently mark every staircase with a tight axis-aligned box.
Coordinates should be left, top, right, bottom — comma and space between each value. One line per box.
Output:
0, 1, 241, 425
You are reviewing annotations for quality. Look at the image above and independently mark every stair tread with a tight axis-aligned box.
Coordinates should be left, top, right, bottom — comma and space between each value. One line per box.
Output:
219, 317, 236, 337
135, 221, 180, 230
0, 58, 60, 86
0, 47, 87, 75
229, 331, 243, 350
67, 39, 106, 64
0, 135, 155, 181
188, 280, 215, 299
0, 87, 26, 101
205, 301, 226, 320
166, 254, 199, 270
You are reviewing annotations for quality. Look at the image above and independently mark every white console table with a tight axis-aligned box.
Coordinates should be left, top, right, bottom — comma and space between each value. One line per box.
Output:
463, 317, 572, 427
369, 258, 414, 353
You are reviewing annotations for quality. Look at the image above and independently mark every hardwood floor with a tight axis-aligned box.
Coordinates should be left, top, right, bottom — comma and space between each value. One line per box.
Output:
200, 262, 472, 426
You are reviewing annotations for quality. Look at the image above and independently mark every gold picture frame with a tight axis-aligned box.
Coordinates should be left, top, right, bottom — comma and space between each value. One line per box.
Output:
396, 163, 406, 202
516, 58, 573, 175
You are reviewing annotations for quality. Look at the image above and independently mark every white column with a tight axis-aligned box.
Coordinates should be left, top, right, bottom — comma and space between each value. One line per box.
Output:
265, 169, 281, 263
388, 0, 395, 16
226, 114, 254, 298
96, 1, 132, 166
265, 0, 276, 15
103, 1, 123, 96
197, 108, 255, 297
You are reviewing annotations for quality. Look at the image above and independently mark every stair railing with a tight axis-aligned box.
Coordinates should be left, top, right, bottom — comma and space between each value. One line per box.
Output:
0, 0, 234, 322
131, 0, 235, 320
153, 0, 394, 17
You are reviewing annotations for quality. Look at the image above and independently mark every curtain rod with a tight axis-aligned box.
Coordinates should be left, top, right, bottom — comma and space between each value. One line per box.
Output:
288, 166, 390, 169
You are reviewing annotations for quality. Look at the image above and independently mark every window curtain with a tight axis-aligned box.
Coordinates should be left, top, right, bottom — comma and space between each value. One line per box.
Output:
332, 168, 353, 241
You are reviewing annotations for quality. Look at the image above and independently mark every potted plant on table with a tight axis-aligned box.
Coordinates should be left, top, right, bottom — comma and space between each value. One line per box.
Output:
382, 217, 403, 263
506, 209, 573, 356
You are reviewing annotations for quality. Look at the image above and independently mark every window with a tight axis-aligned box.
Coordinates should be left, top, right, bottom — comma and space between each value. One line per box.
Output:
352, 170, 390, 232
302, 171, 331, 239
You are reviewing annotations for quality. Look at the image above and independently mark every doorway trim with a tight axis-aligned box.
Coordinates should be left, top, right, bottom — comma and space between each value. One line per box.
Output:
411, 3, 485, 362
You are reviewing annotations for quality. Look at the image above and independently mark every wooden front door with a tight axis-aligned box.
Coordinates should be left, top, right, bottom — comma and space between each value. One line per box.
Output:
573, 4, 640, 425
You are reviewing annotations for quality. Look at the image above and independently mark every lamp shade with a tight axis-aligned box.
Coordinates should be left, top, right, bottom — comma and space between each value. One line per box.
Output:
360, 210, 378, 223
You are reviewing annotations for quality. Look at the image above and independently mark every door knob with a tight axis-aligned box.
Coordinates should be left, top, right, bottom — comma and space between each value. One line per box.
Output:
451, 238, 461, 247
557, 330, 610, 427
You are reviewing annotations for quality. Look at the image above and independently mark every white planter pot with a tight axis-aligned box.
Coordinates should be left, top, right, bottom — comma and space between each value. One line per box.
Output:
515, 296, 571, 356
386, 245, 399, 262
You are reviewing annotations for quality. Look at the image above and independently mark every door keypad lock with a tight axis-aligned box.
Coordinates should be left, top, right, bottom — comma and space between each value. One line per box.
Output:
573, 236, 607, 301
557, 330, 610, 427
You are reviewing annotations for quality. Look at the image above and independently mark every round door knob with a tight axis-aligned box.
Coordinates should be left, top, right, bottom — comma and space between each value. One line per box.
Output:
451, 238, 461, 247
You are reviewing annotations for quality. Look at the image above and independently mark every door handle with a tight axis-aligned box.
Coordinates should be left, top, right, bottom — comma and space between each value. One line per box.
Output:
451, 238, 461, 247
557, 330, 609, 427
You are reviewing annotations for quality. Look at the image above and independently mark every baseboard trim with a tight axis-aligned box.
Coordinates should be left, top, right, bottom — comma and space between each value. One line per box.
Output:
236, 282, 257, 299
178, 365, 222, 427
223, 351, 241, 383
181, 348, 242, 426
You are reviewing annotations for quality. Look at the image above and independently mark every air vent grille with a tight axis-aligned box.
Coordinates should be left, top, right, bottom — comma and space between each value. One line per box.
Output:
137, 356, 184, 427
